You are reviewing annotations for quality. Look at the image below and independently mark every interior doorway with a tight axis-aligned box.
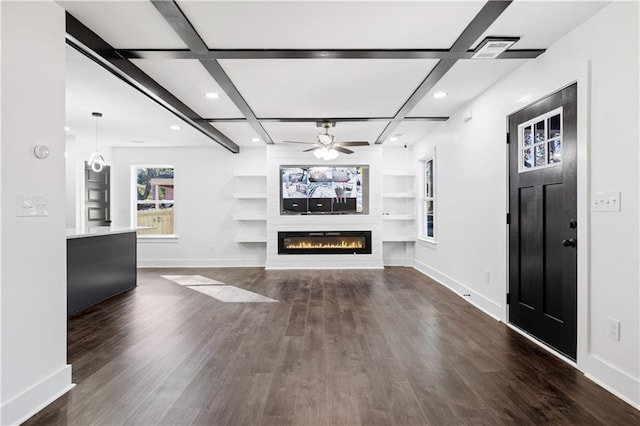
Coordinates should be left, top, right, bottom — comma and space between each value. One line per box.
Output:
84, 162, 111, 227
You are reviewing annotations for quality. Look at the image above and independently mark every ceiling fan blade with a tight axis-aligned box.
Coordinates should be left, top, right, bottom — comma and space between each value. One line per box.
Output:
282, 140, 316, 145
336, 141, 369, 146
302, 147, 320, 152
333, 146, 354, 154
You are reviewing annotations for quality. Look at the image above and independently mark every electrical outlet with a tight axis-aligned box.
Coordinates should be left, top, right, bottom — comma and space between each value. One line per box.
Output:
484, 270, 491, 284
608, 318, 620, 341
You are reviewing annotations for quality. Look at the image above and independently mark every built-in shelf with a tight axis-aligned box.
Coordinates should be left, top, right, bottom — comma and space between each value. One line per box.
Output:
383, 236, 416, 242
234, 236, 267, 243
233, 171, 267, 177
382, 192, 416, 198
233, 214, 267, 221
383, 214, 416, 220
233, 193, 267, 199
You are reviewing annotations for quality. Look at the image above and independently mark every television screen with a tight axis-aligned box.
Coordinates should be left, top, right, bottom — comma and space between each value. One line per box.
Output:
280, 166, 369, 215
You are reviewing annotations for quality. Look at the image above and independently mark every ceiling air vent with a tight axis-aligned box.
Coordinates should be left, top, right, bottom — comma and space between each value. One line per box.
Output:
471, 37, 519, 59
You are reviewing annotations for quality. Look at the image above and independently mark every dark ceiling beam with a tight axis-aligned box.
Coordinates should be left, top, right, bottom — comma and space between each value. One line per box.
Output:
204, 116, 449, 123
150, 0, 274, 144
117, 48, 544, 61
65, 13, 240, 154
375, 0, 513, 144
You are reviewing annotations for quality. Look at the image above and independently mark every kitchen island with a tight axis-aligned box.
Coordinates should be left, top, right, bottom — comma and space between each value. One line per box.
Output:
66, 226, 138, 315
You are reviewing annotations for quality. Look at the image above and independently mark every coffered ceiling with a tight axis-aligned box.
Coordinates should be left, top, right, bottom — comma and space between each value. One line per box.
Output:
59, 1, 609, 152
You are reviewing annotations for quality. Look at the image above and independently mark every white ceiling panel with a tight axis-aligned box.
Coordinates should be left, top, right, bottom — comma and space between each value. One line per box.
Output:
131, 59, 243, 118
213, 122, 266, 147
471, 1, 609, 50
263, 121, 388, 145
66, 46, 219, 149
408, 59, 528, 117
385, 121, 443, 145
178, 1, 485, 49
219, 59, 438, 118
57, 1, 187, 49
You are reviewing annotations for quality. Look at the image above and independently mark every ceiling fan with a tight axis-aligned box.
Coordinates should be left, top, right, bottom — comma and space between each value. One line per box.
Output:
282, 121, 369, 159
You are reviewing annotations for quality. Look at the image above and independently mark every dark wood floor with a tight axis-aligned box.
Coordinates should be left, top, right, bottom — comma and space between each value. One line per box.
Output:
26, 267, 639, 425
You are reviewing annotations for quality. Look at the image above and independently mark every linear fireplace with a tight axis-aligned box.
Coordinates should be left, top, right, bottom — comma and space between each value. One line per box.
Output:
278, 231, 372, 255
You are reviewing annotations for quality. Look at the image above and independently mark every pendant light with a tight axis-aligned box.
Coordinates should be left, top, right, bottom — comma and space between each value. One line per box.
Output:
88, 111, 106, 172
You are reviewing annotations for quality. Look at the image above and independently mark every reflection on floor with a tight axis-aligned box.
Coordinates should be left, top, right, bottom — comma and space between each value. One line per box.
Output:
189, 285, 278, 303
160, 274, 224, 286
162, 275, 278, 303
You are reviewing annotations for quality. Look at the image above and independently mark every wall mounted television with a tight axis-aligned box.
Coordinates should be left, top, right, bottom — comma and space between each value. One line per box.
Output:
280, 165, 369, 215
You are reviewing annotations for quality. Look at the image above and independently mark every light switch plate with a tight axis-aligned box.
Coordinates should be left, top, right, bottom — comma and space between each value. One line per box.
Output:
16, 194, 49, 217
592, 191, 621, 212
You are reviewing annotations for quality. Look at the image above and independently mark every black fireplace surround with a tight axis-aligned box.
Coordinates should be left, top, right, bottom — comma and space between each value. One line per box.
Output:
278, 231, 372, 255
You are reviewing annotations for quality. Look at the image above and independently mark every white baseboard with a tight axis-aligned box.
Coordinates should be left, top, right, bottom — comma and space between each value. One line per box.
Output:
583, 355, 640, 410
382, 256, 412, 266
412, 259, 502, 321
1, 365, 74, 426
137, 258, 266, 268
264, 266, 385, 270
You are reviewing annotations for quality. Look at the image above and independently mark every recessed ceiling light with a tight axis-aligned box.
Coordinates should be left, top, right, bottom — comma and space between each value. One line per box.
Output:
390, 136, 398, 142
169, 125, 181, 131
433, 91, 448, 99
205, 92, 219, 99
251, 137, 261, 142
64, 126, 70, 131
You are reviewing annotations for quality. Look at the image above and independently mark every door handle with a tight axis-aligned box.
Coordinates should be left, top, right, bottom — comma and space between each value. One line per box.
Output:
562, 238, 577, 248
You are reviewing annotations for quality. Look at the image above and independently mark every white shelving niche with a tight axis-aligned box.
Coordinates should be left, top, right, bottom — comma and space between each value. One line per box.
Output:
232, 172, 267, 244
382, 172, 416, 265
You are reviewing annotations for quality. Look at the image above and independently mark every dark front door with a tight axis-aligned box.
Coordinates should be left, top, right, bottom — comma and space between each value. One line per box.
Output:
85, 162, 111, 227
508, 83, 577, 360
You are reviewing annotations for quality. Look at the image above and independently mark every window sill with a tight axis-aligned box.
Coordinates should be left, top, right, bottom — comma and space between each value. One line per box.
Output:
137, 234, 180, 243
416, 237, 437, 246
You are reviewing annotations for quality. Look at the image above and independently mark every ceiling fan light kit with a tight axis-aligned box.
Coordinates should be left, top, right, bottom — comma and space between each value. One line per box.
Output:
282, 121, 369, 161
313, 147, 340, 161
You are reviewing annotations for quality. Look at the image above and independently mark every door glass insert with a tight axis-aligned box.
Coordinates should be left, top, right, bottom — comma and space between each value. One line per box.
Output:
534, 144, 547, 166
518, 108, 562, 173
523, 126, 532, 147
548, 140, 562, 164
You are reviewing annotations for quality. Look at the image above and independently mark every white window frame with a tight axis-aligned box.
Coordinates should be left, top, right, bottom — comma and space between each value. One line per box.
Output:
518, 106, 563, 173
419, 150, 436, 243
131, 165, 177, 239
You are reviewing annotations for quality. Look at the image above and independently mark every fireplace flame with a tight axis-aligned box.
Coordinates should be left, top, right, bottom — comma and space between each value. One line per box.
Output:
285, 240, 364, 250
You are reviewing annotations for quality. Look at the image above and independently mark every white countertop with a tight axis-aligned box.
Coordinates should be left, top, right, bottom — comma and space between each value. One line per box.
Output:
66, 226, 148, 239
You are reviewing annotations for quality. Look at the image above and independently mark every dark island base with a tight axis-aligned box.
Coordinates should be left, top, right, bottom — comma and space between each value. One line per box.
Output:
67, 232, 137, 315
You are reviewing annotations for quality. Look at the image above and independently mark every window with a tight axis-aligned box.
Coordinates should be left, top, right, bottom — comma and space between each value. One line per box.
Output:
422, 154, 435, 240
519, 107, 563, 173
132, 166, 175, 236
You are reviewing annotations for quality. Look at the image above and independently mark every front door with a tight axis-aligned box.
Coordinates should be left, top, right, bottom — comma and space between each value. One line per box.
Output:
85, 162, 111, 227
508, 83, 577, 360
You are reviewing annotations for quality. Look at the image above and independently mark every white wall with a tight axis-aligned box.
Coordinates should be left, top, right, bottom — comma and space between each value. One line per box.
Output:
0, 2, 73, 424
112, 143, 415, 269
265, 144, 384, 269
111, 146, 268, 267
412, 2, 639, 408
